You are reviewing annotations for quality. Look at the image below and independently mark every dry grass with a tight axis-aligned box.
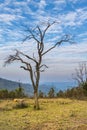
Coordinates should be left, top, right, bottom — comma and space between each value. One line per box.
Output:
0, 98, 87, 130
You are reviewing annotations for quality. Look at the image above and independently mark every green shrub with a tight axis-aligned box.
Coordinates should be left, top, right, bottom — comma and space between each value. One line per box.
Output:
48, 87, 55, 98
13, 99, 28, 109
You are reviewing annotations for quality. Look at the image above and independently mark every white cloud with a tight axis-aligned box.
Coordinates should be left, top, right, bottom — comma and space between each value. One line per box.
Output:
53, 0, 66, 10
76, 8, 87, 23
55, 0, 66, 4
68, 0, 79, 4
78, 32, 87, 38
4, 0, 11, 5
39, 0, 47, 9
0, 14, 16, 23
68, 0, 86, 4
57, 7, 87, 28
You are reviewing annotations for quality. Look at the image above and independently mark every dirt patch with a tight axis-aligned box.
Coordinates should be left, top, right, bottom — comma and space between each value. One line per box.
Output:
70, 125, 87, 130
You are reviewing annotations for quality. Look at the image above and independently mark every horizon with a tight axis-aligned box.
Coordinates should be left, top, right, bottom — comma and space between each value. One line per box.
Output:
0, 76, 77, 87
0, 0, 87, 83
0, 77, 77, 93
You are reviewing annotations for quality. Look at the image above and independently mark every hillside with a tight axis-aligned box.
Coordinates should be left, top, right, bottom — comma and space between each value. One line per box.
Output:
0, 78, 33, 95
0, 78, 57, 96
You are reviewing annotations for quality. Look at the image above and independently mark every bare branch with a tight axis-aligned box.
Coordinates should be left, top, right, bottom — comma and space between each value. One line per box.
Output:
34, 71, 37, 80
27, 64, 36, 89
15, 49, 38, 64
22, 35, 33, 43
42, 34, 73, 56
42, 21, 56, 39
73, 62, 87, 85
40, 64, 48, 69
24, 28, 40, 43
20, 66, 28, 71
40, 69, 45, 72
72, 74, 81, 85
4, 51, 29, 67
37, 25, 43, 41
42, 40, 62, 56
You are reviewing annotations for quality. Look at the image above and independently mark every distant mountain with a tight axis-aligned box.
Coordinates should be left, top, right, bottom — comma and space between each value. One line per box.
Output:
44, 81, 77, 91
0, 77, 77, 96
0, 78, 57, 96
0, 78, 32, 95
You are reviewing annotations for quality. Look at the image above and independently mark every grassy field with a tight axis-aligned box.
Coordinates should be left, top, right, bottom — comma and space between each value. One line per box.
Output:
0, 98, 87, 130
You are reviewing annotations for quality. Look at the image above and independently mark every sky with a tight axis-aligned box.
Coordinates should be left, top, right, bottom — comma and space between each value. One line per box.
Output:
0, 0, 87, 83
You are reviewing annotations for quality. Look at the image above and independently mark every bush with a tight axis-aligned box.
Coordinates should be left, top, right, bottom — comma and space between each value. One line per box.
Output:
81, 82, 87, 95
56, 90, 64, 98
48, 87, 55, 98
13, 99, 28, 109
0, 86, 27, 99
39, 90, 44, 98
56, 86, 87, 99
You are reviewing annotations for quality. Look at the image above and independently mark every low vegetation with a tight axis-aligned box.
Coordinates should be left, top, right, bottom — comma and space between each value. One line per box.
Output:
0, 86, 26, 99
0, 83, 87, 100
56, 85, 87, 99
13, 99, 28, 109
38, 83, 87, 99
0, 98, 87, 130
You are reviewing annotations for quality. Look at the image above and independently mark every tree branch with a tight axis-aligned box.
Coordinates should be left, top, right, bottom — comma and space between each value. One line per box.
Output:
25, 28, 40, 43
40, 64, 48, 69
42, 40, 62, 56
42, 35, 72, 56
42, 21, 56, 40
20, 66, 28, 71
15, 49, 38, 64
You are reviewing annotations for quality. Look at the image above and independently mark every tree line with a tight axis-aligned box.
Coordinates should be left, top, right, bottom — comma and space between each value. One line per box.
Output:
0, 86, 26, 99
0, 82, 87, 99
39, 84, 87, 99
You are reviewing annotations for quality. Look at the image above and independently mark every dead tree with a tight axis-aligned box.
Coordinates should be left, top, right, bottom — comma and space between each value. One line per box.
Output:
72, 62, 87, 86
4, 22, 73, 109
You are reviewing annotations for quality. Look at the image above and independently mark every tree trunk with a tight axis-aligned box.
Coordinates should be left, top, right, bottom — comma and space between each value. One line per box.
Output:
34, 91, 39, 110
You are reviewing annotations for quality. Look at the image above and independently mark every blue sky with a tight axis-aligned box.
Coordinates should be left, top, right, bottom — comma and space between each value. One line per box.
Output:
0, 0, 87, 83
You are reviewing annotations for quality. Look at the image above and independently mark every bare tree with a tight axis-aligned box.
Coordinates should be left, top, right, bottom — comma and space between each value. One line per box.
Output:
72, 62, 87, 86
4, 22, 73, 109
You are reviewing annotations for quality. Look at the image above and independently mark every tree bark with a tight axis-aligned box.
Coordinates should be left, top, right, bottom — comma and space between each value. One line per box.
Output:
34, 90, 39, 110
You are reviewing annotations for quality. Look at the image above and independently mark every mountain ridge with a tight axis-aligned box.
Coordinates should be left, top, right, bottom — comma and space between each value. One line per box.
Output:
0, 77, 76, 96
0, 77, 57, 96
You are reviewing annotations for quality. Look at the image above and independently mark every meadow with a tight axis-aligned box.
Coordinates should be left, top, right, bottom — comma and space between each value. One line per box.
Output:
0, 98, 87, 130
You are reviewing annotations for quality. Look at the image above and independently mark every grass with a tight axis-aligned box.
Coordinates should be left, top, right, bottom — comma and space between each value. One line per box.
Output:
0, 98, 87, 130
